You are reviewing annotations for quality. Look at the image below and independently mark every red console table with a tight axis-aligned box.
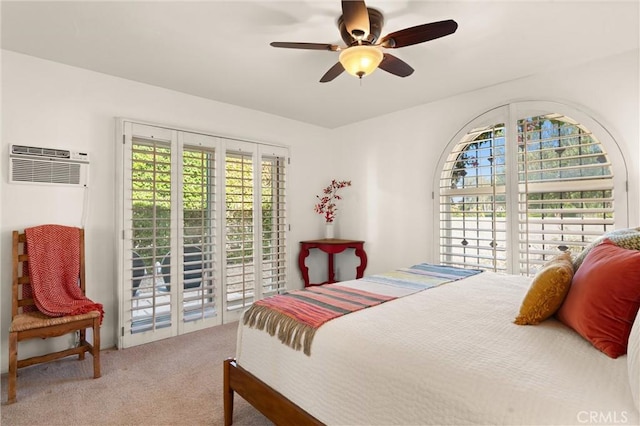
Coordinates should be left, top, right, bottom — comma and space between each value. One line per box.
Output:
298, 239, 367, 287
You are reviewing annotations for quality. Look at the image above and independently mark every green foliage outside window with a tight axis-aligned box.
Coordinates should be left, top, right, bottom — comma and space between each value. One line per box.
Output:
131, 142, 282, 269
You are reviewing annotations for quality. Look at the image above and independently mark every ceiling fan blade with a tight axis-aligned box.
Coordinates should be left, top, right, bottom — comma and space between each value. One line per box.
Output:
320, 62, 345, 83
379, 20, 458, 48
341, 0, 370, 39
378, 54, 414, 77
270, 42, 340, 51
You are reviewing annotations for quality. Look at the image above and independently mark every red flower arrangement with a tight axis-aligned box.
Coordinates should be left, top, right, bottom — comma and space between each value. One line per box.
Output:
314, 180, 352, 223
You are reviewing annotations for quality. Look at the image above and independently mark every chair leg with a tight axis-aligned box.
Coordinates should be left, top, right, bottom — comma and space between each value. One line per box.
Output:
79, 329, 86, 360
8, 332, 18, 404
92, 318, 101, 379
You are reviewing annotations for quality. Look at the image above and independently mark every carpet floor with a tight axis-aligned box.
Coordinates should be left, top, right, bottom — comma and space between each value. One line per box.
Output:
1, 321, 273, 425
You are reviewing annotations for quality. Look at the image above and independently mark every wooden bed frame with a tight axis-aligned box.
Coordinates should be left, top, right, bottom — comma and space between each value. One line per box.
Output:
223, 358, 323, 426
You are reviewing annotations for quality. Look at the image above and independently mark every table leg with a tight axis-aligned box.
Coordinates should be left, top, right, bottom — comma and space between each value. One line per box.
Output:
355, 246, 368, 279
328, 253, 335, 283
298, 246, 311, 287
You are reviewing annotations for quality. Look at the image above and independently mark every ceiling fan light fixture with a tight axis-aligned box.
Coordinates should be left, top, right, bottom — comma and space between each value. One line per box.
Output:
271, 1, 459, 83
339, 45, 383, 78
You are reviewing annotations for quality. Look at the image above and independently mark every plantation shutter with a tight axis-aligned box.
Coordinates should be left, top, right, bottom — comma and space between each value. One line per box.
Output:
438, 104, 622, 276
123, 123, 177, 346
439, 124, 508, 272
260, 146, 288, 298
119, 121, 289, 347
224, 141, 257, 317
179, 132, 219, 333
516, 114, 614, 275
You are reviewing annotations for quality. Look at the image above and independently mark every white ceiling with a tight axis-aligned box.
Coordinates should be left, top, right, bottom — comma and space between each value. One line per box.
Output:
2, 1, 638, 129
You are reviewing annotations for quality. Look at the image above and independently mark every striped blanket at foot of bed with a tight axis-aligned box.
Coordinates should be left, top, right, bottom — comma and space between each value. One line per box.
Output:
244, 285, 394, 355
243, 263, 482, 355
362, 262, 483, 291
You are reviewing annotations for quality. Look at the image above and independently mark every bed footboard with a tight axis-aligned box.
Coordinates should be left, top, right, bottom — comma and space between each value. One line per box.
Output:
223, 358, 323, 426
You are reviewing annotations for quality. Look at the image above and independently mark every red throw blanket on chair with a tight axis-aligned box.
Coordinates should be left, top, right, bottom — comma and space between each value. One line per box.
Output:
24, 224, 104, 323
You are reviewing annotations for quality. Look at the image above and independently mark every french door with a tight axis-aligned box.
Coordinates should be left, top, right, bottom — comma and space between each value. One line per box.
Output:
117, 121, 288, 348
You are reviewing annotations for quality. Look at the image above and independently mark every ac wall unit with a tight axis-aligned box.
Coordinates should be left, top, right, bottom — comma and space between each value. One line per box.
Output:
9, 144, 89, 186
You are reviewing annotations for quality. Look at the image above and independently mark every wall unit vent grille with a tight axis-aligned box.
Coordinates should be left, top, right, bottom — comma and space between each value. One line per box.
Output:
9, 144, 89, 186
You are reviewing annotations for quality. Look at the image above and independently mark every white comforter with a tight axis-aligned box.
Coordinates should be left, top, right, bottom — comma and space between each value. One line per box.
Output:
236, 271, 639, 425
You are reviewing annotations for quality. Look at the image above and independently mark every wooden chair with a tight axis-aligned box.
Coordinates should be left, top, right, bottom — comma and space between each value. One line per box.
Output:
8, 229, 101, 404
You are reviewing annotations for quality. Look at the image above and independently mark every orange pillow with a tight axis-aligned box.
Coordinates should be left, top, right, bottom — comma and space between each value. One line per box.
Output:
556, 239, 640, 358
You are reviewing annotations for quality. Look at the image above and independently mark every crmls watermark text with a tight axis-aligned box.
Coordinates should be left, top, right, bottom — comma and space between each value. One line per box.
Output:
577, 411, 629, 424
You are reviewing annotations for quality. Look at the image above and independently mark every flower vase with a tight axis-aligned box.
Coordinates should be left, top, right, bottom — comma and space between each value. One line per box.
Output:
325, 223, 335, 239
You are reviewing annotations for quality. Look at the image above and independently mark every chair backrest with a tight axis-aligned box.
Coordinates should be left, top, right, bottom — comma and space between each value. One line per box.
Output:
11, 229, 86, 319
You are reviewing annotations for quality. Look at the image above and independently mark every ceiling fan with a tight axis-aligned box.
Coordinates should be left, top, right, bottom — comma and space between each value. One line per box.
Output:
270, 0, 458, 83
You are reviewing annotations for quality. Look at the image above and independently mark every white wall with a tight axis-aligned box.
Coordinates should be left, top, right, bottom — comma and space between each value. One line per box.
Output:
334, 49, 640, 275
0, 50, 335, 372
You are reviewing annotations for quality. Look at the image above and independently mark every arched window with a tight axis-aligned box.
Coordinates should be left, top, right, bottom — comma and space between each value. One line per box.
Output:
437, 102, 628, 275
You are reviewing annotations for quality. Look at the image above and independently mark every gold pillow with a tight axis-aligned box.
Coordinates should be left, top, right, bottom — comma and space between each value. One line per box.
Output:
514, 252, 574, 325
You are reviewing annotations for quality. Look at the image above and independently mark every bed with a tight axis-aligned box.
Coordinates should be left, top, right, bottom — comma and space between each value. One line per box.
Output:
224, 255, 640, 425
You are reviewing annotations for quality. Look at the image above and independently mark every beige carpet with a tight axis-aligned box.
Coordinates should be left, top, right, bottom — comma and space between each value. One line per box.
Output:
1, 321, 273, 425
